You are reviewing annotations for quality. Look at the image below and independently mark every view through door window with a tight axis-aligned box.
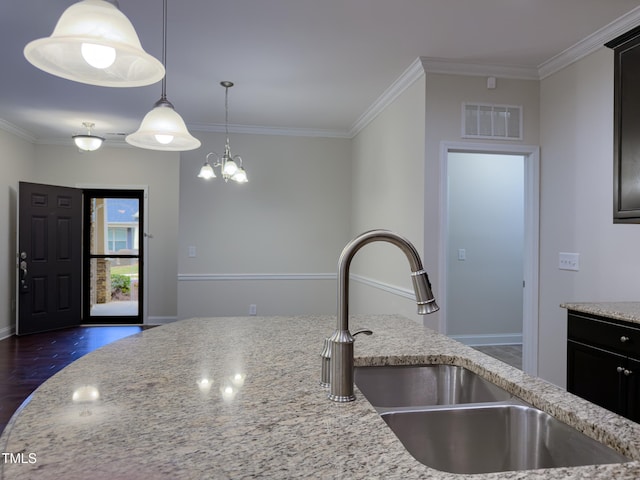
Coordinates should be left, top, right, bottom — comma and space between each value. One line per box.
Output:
88, 196, 141, 319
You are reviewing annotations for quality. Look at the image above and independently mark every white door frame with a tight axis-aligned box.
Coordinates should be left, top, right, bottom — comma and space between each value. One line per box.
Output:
438, 141, 540, 376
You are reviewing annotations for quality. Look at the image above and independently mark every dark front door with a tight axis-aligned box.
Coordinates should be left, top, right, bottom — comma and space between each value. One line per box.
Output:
17, 182, 82, 335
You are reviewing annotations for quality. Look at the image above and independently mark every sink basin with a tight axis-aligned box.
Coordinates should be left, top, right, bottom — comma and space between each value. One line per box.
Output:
354, 364, 512, 409
355, 364, 629, 474
381, 403, 630, 474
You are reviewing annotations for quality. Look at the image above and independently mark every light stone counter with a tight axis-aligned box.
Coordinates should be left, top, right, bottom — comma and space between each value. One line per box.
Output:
561, 302, 640, 325
2, 314, 640, 479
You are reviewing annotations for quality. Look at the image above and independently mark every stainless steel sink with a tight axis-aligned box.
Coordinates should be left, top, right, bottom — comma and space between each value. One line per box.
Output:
354, 364, 512, 409
354, 364, 630, 474
381, 403, 630, 474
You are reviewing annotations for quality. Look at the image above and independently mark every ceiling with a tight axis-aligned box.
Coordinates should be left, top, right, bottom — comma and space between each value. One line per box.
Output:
2, 0, 640, 145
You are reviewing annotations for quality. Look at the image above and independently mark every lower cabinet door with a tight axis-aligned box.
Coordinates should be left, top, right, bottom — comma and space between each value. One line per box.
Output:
567, 340, 626, 416
625, 357, 640, 422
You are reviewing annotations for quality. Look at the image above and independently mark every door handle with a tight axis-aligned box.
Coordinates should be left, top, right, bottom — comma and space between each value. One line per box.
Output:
617, 366, 633, 376
19, 259, 28, 291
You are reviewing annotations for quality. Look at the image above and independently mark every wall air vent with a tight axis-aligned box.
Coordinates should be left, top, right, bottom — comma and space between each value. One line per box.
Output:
462, 103, 522, 140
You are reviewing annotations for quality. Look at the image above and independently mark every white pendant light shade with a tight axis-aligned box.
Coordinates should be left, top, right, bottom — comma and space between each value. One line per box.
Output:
126, 100, 201, 151
73, 122, 104, 151
24, 0, 164, 87
74, 135, 104, 151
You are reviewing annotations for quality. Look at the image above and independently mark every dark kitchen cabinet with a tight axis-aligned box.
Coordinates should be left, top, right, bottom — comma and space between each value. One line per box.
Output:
606, 26, 640, 223
567, 310, 640, 422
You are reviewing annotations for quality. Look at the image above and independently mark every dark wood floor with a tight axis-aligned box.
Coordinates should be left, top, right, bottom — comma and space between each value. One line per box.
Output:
0, 326, 151, 433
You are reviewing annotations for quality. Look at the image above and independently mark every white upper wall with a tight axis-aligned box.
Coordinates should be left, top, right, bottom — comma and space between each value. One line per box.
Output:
538, 46, 640, 387
349, 75, 428, 324
424, 72, 540, 330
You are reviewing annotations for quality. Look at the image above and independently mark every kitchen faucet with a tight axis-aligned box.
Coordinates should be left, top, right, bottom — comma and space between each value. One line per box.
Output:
328, 229, 439, 402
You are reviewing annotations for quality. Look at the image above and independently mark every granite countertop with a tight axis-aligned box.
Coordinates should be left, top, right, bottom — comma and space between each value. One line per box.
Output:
2, 314, 640, 479
561, 302, 640, 325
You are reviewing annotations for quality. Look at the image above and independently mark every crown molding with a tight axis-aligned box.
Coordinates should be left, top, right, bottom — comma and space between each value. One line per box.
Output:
0, 118, 36, 143
189, 122, 350, 139
348, 57, 426, 138
538, 6, 640, 79
421, 57, 539, 80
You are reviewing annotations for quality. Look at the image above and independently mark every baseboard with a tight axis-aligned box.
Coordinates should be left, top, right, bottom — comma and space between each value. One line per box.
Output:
148, 316, 178, 325
0, 325, 15, 340
449, 333, 523, 347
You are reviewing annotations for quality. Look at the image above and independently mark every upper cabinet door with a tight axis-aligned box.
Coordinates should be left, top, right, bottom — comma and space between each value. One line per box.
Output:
607, 26, 640, 223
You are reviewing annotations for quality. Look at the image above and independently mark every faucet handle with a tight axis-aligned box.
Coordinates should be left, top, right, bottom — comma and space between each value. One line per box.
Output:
353, 329, 373, 337
320, 337, 332, 388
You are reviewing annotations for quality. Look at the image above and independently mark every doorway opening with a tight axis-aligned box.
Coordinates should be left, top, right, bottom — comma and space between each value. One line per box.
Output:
439, 142, 539, 375
83, 189, 144, 325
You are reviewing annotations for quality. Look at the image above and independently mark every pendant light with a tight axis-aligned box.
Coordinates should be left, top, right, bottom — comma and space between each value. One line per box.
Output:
73, 122, 105, 151
198, 82, 248, 183
125, 0, 200, 151
24, 0, 164, 88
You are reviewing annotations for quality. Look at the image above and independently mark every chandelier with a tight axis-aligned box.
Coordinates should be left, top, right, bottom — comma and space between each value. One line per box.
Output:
198, 81, 248, 183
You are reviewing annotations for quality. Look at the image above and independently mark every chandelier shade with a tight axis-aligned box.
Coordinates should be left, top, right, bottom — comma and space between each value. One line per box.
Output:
23, 0, 164, 88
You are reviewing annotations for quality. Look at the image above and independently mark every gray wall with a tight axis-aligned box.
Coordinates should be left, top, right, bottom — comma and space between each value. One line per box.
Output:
0, 129, 35, 337
177, 132, 352, 319
349, 76, 429, 325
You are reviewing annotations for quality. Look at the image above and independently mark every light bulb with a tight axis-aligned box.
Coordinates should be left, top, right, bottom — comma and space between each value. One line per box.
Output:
223, 159, 238, 176
154, 134, 174, 145
81, 43, 116, 69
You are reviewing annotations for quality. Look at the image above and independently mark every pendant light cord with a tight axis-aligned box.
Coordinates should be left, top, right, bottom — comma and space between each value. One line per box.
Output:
160, 0, 168, 101
225, 85, 229, 144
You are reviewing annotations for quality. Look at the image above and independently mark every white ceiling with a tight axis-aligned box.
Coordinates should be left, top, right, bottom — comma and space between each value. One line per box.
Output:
2, 0, 640, 144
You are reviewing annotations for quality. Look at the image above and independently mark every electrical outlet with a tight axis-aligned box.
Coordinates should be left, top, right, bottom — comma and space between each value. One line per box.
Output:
188, 246, 196, 258
249, 304, 257, 316
559, 252, 580, 271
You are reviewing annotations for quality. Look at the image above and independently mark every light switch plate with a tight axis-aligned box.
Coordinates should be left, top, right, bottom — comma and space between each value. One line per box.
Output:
559, 252, 579, 271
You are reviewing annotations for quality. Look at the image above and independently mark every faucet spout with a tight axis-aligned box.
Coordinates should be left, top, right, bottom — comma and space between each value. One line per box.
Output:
328, 229, 439, 402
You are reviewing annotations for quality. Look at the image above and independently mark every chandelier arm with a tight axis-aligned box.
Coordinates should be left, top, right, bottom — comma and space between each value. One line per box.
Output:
207, 151, 225, 168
